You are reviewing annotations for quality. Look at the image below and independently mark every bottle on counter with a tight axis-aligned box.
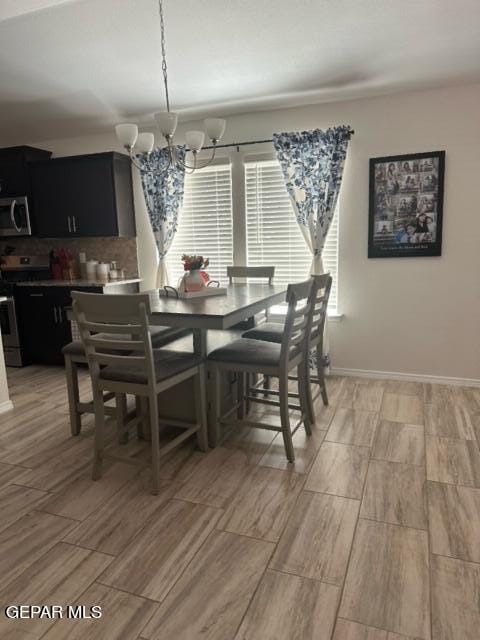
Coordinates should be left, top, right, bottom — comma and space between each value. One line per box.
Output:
50, 250, 63, 280
109, 261, 118, 280
79, 252, 88, 280
60, 249, 78, 280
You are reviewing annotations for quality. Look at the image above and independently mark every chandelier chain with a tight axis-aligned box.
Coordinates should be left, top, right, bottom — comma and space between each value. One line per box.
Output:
158, 0, 170, 112
119, 0, 223, 175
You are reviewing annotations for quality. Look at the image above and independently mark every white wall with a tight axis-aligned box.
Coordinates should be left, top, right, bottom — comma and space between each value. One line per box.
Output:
30, 82, 480, 381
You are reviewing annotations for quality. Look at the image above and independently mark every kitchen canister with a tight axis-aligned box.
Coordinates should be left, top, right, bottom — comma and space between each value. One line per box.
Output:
86, 259, 98, 281
96, 262, 110, 284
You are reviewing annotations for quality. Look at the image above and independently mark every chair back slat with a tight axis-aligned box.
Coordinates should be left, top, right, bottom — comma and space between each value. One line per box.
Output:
227, 266, 275, 284
280, 279, 313, 368
309, 274, 332, 344
82, 321, 144, 334
87, 336, 145, 352
72, 292, 152, 324
290, 331, 308, 347
72, 292, 155, 386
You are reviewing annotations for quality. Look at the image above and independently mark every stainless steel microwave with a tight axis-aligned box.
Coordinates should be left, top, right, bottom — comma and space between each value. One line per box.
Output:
0, 196, 32, 236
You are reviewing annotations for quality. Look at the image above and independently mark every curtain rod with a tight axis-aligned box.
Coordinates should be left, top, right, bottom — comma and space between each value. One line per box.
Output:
202, 130, 355, 152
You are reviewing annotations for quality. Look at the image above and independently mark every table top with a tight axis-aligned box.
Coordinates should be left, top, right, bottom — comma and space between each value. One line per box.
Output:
148, 283, 287, 330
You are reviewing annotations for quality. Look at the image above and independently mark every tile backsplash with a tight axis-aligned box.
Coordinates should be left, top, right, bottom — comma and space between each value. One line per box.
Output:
1, 237, 139, 276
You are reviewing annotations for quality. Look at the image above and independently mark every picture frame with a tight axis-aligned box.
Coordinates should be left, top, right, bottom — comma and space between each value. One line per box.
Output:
368, 150, 445, 258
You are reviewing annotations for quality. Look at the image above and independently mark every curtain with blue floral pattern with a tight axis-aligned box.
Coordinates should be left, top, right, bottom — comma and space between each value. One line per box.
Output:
138, 146, 186, 287
273, 125, 353, 368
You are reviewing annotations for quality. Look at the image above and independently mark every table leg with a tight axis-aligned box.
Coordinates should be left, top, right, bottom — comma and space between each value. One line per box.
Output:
192, 329, 217, 446
193, 329, 207, 358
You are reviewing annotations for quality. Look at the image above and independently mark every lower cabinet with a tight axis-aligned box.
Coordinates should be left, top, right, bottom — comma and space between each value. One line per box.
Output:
16, 286, 100, 365
15, 283, 138, 365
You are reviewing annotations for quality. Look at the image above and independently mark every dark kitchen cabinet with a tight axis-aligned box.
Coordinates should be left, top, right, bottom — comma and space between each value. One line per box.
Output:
15, 282, 139, 365
15, 286, 96, 365
0, 146, 51, 198
30, 152, 136, 238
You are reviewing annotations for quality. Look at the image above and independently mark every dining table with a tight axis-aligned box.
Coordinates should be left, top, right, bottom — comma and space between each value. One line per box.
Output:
67, 283, 288, 445
147, 283, 288, 355
147, 283, 288, 443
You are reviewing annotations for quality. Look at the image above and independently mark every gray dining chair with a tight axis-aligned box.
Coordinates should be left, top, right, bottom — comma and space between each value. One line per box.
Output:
63, 323, 190, 437
227, 265, 275, 324
207, 279, 313, 462
242, 274, 332, 422
72, 291, 208, 495
227, 265, 276, 397
227, 265, 275, 285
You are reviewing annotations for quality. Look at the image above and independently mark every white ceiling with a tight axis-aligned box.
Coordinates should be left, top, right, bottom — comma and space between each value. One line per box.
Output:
1, 0, 480, 144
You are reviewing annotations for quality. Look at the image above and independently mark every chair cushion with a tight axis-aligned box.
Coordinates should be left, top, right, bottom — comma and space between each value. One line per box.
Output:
242, 322, 283, 343
100, 349, 203, 385
244, 323, 324, 347
208, 338, 282, 369
62, 326, 190, 357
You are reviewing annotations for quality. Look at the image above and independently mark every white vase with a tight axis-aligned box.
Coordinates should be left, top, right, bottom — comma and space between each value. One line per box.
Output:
183, 269, 205, 292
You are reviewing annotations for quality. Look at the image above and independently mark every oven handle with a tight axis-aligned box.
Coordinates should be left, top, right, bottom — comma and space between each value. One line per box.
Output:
10, 199, 22, 233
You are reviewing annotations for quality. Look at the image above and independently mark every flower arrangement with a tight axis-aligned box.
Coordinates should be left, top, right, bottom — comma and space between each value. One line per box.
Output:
181, 254, 209, 271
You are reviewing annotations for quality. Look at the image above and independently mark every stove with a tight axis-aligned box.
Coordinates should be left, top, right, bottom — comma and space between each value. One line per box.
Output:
1, 255, 51, 281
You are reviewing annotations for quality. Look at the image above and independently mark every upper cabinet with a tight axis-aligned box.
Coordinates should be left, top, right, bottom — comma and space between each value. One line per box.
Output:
0, 146, 52, 198
30, 152, 136, 238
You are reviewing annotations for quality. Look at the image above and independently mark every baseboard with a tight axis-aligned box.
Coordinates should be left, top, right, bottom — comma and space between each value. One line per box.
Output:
0, 399, 14, 414
330, 367, 480, 388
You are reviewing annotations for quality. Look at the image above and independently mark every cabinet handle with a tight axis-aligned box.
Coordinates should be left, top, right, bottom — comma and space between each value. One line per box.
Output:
29, 293, 44, 297
72, 216, 77, 232
53, 306, 58, 324
58, 307, 63, 323
67, 216, 71, 233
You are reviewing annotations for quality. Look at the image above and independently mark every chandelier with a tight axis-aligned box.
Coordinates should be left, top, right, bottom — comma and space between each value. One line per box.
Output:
114, 0, 226, 174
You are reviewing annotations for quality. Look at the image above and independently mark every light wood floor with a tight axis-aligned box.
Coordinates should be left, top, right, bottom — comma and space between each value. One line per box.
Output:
1, 365, 480, 639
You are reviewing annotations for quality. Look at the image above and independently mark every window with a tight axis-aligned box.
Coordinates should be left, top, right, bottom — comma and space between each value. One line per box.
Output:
245, 159, 339, 313
167, 156, 340, 315
166, 164, 233, 285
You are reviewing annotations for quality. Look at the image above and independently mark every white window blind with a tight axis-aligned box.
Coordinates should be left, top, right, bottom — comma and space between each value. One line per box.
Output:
166, 164, 233, 286
245, 159, 339, 313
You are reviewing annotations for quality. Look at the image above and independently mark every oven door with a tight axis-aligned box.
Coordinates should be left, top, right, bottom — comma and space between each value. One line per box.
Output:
0, 298, 19, 347
0, 197, 31, 236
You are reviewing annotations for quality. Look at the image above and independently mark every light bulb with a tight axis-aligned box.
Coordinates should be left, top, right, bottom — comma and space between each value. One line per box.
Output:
185, 130, 205, 152
204, 118, 226, 142
135, 132, 155, 154
155, 111, 178, 137
115, 124, 138, 149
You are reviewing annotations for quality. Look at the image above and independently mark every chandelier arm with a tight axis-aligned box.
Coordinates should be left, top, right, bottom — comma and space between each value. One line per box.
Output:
129, 150, 173, 177
194, 145, 217, 169
128, 153, 148, 173
164, 144, 193, 174
177, 145, 218, 171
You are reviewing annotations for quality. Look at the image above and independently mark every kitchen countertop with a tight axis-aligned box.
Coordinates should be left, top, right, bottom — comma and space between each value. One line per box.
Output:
15, 278, 142, 288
